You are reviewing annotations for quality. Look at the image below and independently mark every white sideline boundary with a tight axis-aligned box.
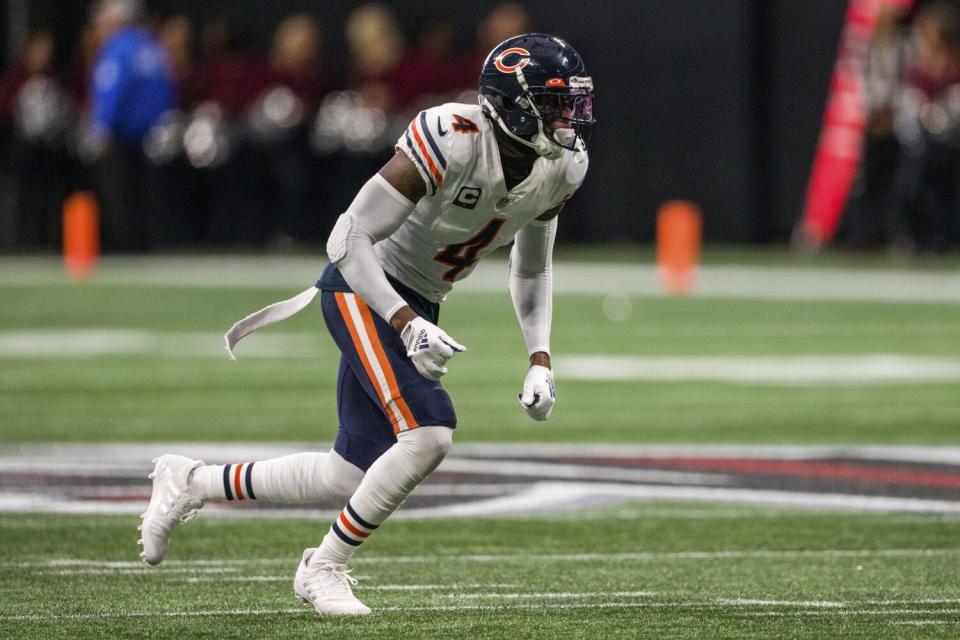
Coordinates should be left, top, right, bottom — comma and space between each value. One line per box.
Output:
1, 256, 959, 303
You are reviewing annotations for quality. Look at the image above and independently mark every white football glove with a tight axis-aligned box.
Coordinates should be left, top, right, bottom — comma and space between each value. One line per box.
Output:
401, 316, 466, 380
518, 365, 555, 421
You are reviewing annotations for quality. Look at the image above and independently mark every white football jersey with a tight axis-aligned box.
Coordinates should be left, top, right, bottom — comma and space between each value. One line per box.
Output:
376, 102, 588, 302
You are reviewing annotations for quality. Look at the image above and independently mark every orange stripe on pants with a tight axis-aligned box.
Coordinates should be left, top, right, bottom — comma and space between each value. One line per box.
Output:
334, 292, 417, 432
352, 296, 419, 431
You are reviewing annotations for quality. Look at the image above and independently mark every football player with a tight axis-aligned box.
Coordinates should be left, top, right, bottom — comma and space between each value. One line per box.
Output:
139, 33, 594, 615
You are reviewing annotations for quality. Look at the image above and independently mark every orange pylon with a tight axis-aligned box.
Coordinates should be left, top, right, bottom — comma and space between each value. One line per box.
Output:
63, 192, 100, 281
657, 200, 702, 295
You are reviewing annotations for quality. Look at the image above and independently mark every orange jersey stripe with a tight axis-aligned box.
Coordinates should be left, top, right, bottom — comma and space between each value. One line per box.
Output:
339, 511, 369, 538
233, 463, 245, 501
334, 292, 390, 410
353, 297, 419, 432
411, 120, 443, 187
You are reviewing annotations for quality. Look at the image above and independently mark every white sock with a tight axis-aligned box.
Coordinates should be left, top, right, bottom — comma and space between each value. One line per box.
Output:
189, 450, 364, 503
315, 426, 453, 565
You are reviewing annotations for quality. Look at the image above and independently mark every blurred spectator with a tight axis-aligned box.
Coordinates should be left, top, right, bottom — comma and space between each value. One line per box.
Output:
308, 3, 408, 220
88, 0, 175, 148
392, 17, 462, 110
0, 29, 73, 249
261, 14, 332, 243
268, 14, 328, 113
65, 22, 101, 111
192, 15, 230, 99
146, 14, 205, 247
189, 21, 271, 245
452, 2, 530, 93
0, 31, 56, 126
344, 4, 406, 111
890, 1, 960, 255
87, 0, 176, 251
196, 23, 270, 120
844, 5, 908, 249
159, 15, 197, 110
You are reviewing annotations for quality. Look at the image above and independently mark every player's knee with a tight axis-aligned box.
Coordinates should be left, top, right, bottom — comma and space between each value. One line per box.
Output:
322, 450, 365, 499
400, 426, 453, 467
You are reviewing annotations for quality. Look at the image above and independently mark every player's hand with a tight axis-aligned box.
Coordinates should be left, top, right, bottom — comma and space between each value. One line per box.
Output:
401, 316, 466, 380
518, 365, 555, 421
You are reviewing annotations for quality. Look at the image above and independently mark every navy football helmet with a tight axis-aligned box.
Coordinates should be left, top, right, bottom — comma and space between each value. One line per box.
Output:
479, 33, 595, 159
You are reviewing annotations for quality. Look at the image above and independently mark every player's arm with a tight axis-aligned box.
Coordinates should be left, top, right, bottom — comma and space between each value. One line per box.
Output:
326, 150, 419, 323
510, 204, 562, 421
377, 152, 425, 332
327, 150, 464, 380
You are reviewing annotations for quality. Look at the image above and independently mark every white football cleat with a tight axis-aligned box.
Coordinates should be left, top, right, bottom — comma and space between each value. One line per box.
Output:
139, 454, 205, 565
293, 548, 371, 615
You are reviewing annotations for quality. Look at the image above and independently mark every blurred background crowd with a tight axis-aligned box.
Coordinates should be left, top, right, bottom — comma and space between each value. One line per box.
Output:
2, 0, 960, 255
845, 0, 960, 255
0, 0, 534, 252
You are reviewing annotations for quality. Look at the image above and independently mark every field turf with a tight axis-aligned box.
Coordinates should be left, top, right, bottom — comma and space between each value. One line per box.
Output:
2, 505, 960, 639
2, 262, 960, 444
1, 253, 959, 637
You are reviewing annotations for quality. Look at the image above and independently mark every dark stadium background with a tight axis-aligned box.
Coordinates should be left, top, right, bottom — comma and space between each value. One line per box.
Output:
0, 0, 848, 244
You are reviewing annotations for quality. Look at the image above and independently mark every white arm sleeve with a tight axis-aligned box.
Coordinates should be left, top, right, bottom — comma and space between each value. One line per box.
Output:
326, 173, 415, 322
508, 217, 557, 357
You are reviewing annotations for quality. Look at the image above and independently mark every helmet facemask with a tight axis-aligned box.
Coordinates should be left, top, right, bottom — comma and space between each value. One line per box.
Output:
481, 66, 595, 160
528, 92, 594, 151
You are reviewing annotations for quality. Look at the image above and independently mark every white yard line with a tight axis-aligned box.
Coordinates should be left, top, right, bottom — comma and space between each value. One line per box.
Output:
438, 591, 655, 600
4, 329, 960, 384
377, 548, 960, 563
554, 354, 960, 383
177, 578, 519, 590
9, 548, 960, 570
717, 598, 844, 608
41, 567, 240, 576
0, 330, 321, 359
742, 609, 960, 617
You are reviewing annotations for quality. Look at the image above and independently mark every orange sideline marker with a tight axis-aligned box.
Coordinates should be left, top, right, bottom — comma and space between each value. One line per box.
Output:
63, 192, 100, 281
657, 200, 702, 295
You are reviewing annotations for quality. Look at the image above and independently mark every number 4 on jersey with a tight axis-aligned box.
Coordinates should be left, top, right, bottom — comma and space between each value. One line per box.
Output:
452, 114, 479, 133
434, 218, 505, 282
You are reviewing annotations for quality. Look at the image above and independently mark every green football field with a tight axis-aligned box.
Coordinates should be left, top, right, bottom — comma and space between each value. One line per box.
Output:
2, 506, 959, 639
1, 251, 959, 637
